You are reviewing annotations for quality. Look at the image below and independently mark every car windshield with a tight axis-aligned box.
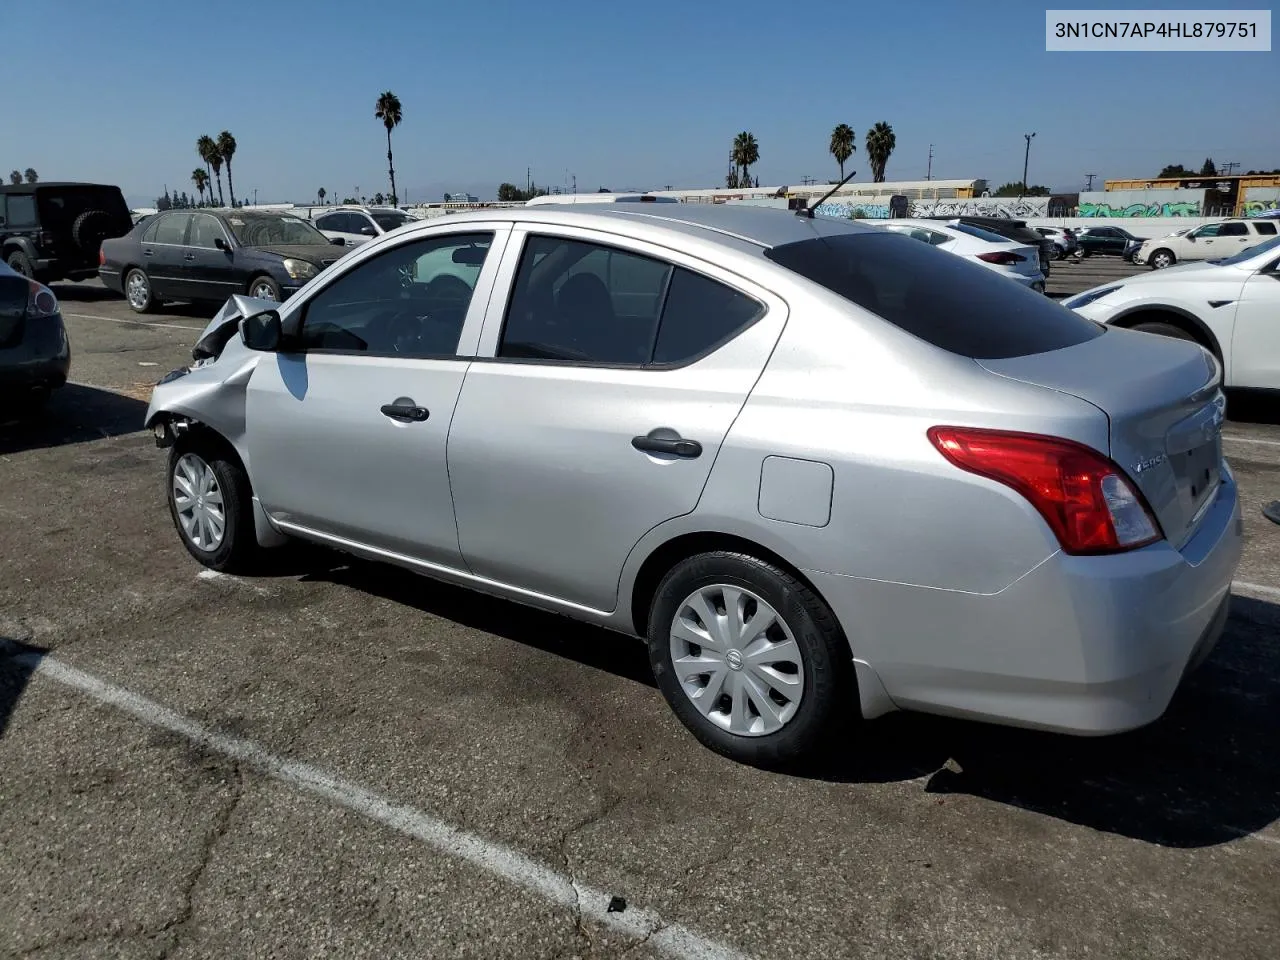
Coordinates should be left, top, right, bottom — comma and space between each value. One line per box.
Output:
948, 222, 1014, 244
1211, 234, 1280, 266
372, 212, 413, 231
764, 232, 1102, 360
225, 213, 330, 246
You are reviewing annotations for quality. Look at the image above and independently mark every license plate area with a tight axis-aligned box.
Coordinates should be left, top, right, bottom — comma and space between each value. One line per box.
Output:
1168, 399, 1225, 526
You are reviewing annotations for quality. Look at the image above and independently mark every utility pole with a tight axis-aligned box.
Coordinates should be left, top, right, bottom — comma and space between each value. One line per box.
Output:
1084, 173, 1097, 191
926, 144, 933, 181
1221, 161, 1240, 176
1020, 132, 1036, 198
572, 174, 577, 195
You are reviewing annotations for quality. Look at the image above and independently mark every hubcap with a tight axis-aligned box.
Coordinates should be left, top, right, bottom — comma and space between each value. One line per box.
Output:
172, 453, 225, 551
253, 282, 275, 299
669, 585, 805, 737
126, 272, 149, 309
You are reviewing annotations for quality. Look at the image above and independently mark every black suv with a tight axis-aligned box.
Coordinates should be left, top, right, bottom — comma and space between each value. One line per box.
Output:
922, 214, 1055, 277
1, 182, 133, 283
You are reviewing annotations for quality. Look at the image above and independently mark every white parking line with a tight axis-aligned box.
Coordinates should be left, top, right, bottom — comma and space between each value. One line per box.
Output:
63, 312, 205, 333
10, 652, 754, 960
1223, 434, 1280, 448
1233, 580, 1280, 602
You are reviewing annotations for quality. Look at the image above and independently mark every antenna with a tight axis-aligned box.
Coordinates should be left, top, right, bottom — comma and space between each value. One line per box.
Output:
797, 169, 857, 218
1084, 173, 1097, 190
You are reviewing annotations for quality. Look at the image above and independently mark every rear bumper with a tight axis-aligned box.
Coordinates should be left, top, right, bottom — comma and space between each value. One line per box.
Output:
0, 316, 71, 393
810, 468, 1243, 735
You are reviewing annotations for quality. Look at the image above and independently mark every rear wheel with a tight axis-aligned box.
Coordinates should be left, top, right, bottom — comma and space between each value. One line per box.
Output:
124, 268, 154, 313
647, 551, 854, 768
5, 250, 34, 278
167, 439, 260, 573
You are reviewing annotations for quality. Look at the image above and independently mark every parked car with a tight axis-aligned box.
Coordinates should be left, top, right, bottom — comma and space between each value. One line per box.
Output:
863, 218, 1045, 291
145, 203, 1240, 766
1035, 226, 1078, 260
0, 260, 70, 413
313, 205, 418, 249
1071, 225, 1145, 261
99, 209, 348, 313
1066, 234, 1280, 389
1133, 218, 1278, 269
921, 214, 1054, 277
1, 182, 133, 283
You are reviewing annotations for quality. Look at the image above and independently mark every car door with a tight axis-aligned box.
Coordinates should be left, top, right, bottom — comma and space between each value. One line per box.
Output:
1217, 221, 1253, 254
245, 224, 511, 566
1181, 223, 1221, 260
447, 226, 788, 612
143, 213, 191, 298
183, 213, 240, 301
1226, 254, 1280, 389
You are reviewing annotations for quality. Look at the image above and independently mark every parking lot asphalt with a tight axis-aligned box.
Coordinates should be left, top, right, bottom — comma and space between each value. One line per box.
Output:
1, 279, 1278, 960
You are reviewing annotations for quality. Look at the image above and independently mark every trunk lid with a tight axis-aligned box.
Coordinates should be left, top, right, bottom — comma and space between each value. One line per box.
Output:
978, 327, 1224, 549
0, 272, 28, 348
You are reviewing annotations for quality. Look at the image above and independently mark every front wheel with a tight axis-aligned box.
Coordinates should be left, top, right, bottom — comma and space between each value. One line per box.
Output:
1149, 249, 1175, 269
248, 275, 281, 301
647, 551, 854, 768
167, 440, 261, 573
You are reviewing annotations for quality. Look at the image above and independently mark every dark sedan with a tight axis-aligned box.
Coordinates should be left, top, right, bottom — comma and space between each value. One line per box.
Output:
1, 260, 70, 413
99, 209, 347, 314
1073, 225, 1144, 260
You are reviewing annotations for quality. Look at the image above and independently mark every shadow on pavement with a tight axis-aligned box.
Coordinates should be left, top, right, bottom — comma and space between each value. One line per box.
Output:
0, 383, 148, 455
1227, 389, 1280, 425
52, 283, 219, 320
298, 552, 1279, 848
305, 559, 657, 689
0, 639, 49, 738
817, 594, 1280, 849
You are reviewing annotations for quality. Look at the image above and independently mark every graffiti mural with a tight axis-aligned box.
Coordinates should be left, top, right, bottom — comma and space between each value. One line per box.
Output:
1243, 199, 1280, 217
1078, 201, 1201, 217
814, 202, 890, 219
911, 197, 1050, 218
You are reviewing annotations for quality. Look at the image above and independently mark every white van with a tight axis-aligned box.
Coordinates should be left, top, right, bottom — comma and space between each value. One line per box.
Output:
524, 193, 679, 206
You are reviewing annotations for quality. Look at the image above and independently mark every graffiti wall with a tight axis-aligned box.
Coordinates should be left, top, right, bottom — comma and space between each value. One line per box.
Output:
1243, 187, 1280, 217
814, 202, 890, 219
909, 196, 1050, 218
1076, 189, 1203, 217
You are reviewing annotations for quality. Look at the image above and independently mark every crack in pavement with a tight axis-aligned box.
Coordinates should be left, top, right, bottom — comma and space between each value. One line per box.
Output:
554, 795, 627, 958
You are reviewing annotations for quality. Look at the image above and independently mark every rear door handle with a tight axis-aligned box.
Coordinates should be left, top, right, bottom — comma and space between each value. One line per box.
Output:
380, 401, 429, 423
183, 253, 196, 261
632, 434, 702, 458
142, 248, 154, 256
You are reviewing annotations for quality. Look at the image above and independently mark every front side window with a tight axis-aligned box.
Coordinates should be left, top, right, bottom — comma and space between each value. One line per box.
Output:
1193, 224, 1222, 238
188, 214, 226, 249
498, 235, 762, 366
298, 232, 493, 358
1219, 222, 1248, 237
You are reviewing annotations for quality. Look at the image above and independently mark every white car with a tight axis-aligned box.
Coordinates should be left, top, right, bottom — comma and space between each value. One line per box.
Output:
1134, 218, 1278, 269
862, 218, 1046, 291
1067, 234, 1280, 389
313, 206, 418, 248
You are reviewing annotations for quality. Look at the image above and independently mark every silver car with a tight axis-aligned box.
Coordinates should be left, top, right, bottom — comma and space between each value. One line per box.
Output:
145, 204, 1242, 766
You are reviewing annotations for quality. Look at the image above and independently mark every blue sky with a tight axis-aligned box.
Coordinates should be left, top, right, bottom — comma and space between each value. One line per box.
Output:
12, 0, 1277, 205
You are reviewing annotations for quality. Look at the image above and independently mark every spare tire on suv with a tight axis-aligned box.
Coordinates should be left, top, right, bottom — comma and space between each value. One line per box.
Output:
0, 182, 133, 284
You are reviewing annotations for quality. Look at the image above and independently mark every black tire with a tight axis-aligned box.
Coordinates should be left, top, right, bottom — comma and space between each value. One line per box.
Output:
167, 437, 261, 573
5, 250, 34, 278
248, 275, 281, 301
647, 551, 855, 768
1149, 248, 1175, 269
1130, 321, 1197, 343
71, 209, 112, 256
124, 267, 154, 314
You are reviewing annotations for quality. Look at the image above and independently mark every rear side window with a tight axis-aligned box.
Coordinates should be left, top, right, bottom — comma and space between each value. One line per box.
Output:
764, 233, 1103, 360
653, 268, 763, 364
5, 194, 36, 226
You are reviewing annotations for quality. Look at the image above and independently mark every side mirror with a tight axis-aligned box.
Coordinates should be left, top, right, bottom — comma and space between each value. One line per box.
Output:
215, 237, 229, 252
360, 226, 377, 236
330, 236, 346, 246
240, 310, 283, 352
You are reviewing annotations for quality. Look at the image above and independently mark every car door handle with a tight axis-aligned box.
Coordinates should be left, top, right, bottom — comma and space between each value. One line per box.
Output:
380, 401, 429, 422
183, 253, 196, 261
632, 434, 702, 458
142, 248, 154, 256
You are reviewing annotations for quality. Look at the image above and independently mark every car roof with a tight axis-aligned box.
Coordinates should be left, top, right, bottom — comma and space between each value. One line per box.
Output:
0, 181, 123, 193
430, 202, 876, 250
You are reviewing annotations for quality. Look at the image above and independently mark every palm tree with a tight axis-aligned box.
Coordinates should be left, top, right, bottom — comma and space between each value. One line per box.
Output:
865, 122, 896, 183
23, 168, 38, 183
196, 135, 219, 202
192, 168, 209, 206
731, 132, 759, 187
8, 170, 20, 185
217, 131, 237, 207
829, 124, 855, 179
317, 187, 327, 205
375, 91, 403, 205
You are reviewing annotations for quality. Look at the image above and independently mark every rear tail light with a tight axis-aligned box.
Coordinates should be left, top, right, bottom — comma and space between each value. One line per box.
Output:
99, 248, 106, 266
928, 427, 1162, 555
26, 279, 59, 320
976, 251, 1026, 265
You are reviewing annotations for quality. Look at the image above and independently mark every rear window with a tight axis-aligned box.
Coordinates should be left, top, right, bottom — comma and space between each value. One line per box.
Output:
948, 222, 1012, 244
763, 232, 1104, 360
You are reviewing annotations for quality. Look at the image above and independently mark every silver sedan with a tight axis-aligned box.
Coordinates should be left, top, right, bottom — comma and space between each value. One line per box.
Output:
145, 202, 1242, 766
